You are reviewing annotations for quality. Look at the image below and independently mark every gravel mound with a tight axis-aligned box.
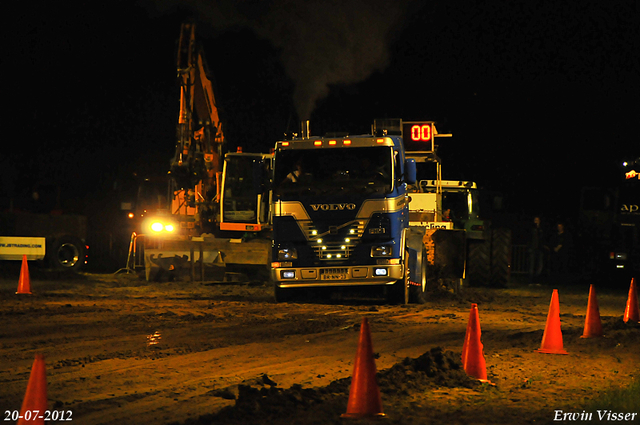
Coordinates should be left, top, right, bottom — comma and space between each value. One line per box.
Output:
180, 347, 479, 425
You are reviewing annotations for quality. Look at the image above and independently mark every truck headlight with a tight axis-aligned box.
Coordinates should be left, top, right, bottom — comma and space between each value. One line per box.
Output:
371, 245, 392, 257
278, 247, 298, 260
374, 267, 388, 276
281, 270, 296, 279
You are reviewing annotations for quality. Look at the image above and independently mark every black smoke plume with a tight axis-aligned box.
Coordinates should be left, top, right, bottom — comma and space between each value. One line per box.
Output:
148, 0, 410, 120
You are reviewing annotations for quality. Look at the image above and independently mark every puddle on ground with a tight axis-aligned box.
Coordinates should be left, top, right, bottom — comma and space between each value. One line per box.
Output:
147, 330, 162, 346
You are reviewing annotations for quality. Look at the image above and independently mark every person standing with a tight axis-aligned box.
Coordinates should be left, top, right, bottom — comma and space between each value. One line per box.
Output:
551, 222, 573, 277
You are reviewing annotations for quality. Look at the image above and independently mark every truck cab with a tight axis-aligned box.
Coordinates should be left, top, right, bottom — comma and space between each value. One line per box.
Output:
270, 131, 418, 303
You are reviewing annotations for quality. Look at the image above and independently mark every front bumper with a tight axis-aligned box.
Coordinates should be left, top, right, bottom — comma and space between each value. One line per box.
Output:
272, 264, 404, 288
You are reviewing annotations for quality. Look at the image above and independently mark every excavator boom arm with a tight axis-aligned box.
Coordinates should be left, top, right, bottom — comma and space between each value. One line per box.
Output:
171, 23, 226, 232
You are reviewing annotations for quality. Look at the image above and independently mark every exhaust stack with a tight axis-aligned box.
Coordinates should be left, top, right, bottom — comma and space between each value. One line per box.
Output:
300, 120, 310, 139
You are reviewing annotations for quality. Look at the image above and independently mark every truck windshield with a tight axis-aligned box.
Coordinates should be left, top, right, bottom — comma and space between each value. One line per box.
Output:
274, 147, 392, 197
442, 189, 481, 221
442, 191, 470, 221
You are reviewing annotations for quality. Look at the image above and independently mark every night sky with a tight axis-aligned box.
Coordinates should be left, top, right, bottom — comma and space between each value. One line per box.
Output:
4, 0, 639, 223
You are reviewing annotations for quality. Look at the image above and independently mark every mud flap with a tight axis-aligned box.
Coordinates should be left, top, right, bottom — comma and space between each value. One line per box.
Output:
406, 227, 427, 286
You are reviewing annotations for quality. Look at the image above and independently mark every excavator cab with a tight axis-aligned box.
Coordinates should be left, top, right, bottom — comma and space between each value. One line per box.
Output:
220, 152, 273, 232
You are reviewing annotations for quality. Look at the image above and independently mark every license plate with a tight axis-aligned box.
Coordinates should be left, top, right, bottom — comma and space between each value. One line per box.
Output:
322, 274, 346, 280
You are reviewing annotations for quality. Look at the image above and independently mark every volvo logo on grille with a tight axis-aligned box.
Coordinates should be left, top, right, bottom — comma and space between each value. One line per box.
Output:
310, 203, 357, 211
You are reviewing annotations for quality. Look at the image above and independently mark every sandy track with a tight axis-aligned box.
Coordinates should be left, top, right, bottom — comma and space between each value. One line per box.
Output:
1, 272, 638, 424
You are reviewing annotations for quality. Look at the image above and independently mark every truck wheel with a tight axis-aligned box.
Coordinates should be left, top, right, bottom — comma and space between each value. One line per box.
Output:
409, 280, 426, 303
490, 228, 511, 288
49, 236, 85, 271
467, 239, 490, 286
409, 247, 428, 304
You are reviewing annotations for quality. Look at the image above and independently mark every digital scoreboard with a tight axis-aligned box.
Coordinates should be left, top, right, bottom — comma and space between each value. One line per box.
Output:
402, 121, 435, 152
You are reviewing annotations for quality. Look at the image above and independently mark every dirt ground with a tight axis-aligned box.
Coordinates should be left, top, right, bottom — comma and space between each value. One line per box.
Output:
1, 267, 639, 425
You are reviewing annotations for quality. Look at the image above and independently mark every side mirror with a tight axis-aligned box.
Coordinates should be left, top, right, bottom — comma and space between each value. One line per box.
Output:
404, 158, 417, 185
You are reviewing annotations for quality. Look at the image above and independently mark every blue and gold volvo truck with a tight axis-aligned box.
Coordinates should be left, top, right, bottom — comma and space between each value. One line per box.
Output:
270, 122, 422, 303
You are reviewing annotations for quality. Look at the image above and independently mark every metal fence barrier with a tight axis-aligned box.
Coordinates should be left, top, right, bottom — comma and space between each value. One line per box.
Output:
511, 244, 529, 274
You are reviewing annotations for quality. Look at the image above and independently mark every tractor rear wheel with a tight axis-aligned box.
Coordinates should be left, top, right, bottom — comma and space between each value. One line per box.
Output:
467, 238, 490, 286
490, 228, 511, 288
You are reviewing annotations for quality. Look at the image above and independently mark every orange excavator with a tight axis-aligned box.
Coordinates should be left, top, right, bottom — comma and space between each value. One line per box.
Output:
125, 23, 272, 281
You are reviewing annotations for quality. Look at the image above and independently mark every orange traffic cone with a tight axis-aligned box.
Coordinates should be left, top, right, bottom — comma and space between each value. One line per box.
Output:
341, 317, 385, 419
535, 289, 569, 355
17, 354, 48, 425
16, 255, 32, 295
623, 278, 639, 323
581, 284, 603, 338
461, 303, 491, 383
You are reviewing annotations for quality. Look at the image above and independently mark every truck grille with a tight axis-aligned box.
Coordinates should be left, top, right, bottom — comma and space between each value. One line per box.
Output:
313, 243, 355, 260
301, 220, 364, 261
301, 220, 365, 240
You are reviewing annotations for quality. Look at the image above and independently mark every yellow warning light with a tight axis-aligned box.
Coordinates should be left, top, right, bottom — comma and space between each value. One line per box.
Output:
343, 139, 351, 145
314, 140, 322, 146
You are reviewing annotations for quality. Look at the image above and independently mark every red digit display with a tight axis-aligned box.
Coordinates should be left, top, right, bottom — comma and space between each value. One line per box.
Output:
410, 124, 431, 142
402, 121, 435, 152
